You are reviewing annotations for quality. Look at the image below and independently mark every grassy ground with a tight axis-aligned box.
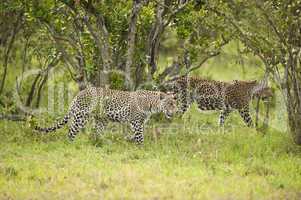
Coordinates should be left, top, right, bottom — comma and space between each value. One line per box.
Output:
1, 109, 301, 200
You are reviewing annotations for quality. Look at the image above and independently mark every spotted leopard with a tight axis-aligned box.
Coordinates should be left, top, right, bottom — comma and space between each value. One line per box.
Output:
35, 87, 177, 144
168, 76, 273, 127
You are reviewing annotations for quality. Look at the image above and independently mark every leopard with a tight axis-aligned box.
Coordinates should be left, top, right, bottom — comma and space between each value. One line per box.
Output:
34, 86, 177, 144
168, 76, 273, 127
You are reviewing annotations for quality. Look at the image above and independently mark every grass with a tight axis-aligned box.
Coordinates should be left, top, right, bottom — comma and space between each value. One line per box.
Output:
1, 108, 301, 200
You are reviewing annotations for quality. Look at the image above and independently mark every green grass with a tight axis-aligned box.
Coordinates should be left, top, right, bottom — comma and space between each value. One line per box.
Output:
1, 110, 301, 199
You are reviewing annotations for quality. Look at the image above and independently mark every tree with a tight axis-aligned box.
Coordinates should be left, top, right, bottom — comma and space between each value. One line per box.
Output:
209, 0, 301, 144
1, 0, 230, 103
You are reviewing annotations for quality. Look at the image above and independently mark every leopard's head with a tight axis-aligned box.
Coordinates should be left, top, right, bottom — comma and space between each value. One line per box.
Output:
159, 92, 178, 119
253, 87, 273, 101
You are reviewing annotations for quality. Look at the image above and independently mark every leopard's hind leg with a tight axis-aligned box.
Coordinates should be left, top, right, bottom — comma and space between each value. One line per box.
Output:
219, 109, 232, 126
238, 107, 253, 127
128, 119, 145, 145
68, 111, 90, 141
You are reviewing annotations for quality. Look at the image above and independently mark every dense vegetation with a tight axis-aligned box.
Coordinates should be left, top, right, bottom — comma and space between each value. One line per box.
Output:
0, 0, 301, 199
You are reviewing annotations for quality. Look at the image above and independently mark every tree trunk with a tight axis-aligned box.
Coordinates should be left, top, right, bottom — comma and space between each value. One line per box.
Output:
124, 0, 144, 90
25, 73, 41, 107
287, 99, 301, 144
0, 12, 23, 95
147, 0, 165, 80
255, 97, 260, 128
285, 51, 301, 144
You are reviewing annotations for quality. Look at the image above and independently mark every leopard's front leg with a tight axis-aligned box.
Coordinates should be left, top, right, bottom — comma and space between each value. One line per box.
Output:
129, 119, 145, 145
94, 116, 109, 136
177, 91, 190, 115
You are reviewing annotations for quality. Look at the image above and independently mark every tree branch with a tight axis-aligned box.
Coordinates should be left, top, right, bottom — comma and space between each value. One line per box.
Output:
163, 1, 189, 27
0, 114, 26, 121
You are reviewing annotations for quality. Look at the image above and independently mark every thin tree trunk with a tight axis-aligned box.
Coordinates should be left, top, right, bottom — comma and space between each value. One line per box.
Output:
35, 58, 60, 107
285, 51, 301, 144
26, 73, 41, 107
255, 97, 260, 128
125, 0, 144, 89
20, 36, 31, 86
0, 12, 23, 95
35, 74, 48, 108
147, 0, 165, 80
287, 96, 301, 144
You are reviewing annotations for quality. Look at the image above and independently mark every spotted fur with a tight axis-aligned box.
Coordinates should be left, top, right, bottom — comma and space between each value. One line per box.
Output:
35, 87, 177, 144
169, 76, 273, 127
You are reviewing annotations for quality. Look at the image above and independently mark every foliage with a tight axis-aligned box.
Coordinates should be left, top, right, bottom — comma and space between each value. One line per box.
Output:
108, 70, 126, 90
0, 0, 236, 119
205, 0, 301, 144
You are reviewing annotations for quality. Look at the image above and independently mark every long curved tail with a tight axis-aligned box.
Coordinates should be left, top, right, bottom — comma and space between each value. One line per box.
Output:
34, 113, 71, 133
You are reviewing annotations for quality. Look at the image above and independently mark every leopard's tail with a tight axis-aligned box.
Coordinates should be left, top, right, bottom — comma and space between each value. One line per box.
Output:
34, 113, 71, 133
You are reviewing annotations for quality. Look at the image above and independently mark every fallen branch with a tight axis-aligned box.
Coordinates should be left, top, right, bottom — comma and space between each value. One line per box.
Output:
0, 114, 26, 121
